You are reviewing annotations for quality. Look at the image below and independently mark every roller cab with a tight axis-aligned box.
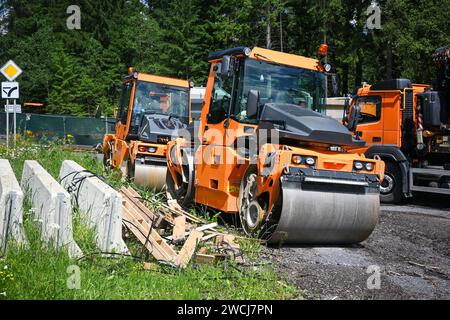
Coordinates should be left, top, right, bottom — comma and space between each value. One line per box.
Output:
166, 46, 384, 244
103, 69, 191, 190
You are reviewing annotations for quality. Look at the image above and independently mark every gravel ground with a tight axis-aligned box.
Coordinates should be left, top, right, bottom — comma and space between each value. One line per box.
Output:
264, 194, 450, 300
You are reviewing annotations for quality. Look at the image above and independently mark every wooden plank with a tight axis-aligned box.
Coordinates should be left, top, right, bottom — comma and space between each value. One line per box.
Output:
122, 207, 171, 262
166, 222, 218, 241
172, 215, 186, 243
201, 233, 218, 242
167, 199, 204, 223
143, 262, 158, 270
126, 186, 202, 226
195, 253, 227, 264
195, 253, 215, 265
122, 205, 177, 261
223, 234, 240, 249
120, 187, 160, 223
123, 200, 148, 224
126, 186, 175, 225
124, 204, 176, 256
196, 222, 218, 232
215, 234, 224, 247
121, 188, 149, 215
216, 234, 244, 263
174, 230, 204, 268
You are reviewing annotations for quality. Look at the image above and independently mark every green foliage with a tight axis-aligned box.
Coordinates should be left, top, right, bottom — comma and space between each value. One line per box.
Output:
0, 0, 448, 113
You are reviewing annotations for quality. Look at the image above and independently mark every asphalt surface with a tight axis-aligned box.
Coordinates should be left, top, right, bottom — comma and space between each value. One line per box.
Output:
264, 194, 450, 300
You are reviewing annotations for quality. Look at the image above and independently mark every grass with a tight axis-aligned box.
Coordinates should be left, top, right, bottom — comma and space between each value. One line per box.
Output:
0, 138, 297, 300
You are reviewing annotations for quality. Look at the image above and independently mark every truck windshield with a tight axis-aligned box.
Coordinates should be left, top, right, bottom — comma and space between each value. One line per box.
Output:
133, 81, 189, 119
234, 58, 326, 121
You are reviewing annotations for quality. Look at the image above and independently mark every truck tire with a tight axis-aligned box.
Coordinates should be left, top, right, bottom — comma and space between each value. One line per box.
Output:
380, 161, 404, 204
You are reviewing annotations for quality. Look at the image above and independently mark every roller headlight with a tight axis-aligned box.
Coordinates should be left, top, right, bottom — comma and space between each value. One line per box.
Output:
292, 155, 303, 164
306, 157, 316, 166
354, 161, 364, 170
365, 162, 374, 171
147, 147, 157, 153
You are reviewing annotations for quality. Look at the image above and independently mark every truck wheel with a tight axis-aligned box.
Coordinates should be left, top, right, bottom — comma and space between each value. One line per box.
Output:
166, 165, 194, 207
380, 161, 403, 204
238, 166, 267, 237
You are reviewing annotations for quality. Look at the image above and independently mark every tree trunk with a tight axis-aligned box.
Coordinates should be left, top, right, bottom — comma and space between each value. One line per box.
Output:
342, 63, 349, 95
386, 41, 393, 79
266, 5, 271, 49
355, 51, 363, 87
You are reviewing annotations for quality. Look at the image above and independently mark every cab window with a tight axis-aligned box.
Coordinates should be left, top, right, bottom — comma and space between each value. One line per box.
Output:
355, 95, 382, 123
119, 82, 133, 123
233, 58, 326, 123
208, 66, 233, 124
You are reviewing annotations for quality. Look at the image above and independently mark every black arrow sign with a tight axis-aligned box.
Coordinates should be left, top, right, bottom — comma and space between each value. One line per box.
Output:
2, 86, 18, 98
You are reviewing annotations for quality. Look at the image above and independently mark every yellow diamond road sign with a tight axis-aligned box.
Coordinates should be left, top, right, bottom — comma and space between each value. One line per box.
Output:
1, 60, 23, 81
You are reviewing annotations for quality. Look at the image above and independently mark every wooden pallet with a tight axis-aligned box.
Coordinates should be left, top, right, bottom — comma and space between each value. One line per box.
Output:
120, 186, 244, 268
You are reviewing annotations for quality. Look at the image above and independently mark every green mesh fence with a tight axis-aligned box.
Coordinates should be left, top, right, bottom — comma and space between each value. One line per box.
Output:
0, 112, 115, 146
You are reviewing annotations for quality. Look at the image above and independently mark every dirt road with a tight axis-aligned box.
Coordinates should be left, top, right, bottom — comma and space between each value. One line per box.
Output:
264, 194, 450, 300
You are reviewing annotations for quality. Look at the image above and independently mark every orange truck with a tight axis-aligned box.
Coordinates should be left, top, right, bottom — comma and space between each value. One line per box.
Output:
165, 46, 384, 244
102, 68, 191, 189
344, 45, 450, 203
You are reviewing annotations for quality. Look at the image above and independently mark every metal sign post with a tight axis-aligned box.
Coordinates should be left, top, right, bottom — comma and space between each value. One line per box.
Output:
13, 98, 16, 152
4, 102, 22, 155
1, 60, 23, 155
6, 99, 9, 152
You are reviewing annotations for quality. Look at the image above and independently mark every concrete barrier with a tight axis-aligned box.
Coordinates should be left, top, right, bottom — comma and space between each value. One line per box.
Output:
0, 159, 27, 252
59, 160, 128, 254
21, 160, 82, 258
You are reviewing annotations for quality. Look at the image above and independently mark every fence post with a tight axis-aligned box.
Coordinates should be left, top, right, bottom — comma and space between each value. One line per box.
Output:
63, 116, 66, 144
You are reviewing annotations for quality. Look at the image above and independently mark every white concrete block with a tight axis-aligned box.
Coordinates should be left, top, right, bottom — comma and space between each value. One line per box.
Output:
0, 159, 27, 251
21, 160, 82, 258
59, 160, 128, 254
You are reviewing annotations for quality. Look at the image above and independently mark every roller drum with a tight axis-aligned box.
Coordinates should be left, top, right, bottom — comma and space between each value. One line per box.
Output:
268, 180, 380, 244
134, 163, 167, 191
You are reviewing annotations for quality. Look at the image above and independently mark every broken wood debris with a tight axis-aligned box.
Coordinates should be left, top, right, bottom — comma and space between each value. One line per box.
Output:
119, 186, 244, 268
174, 230, 204, 268
172, 215, 186, 243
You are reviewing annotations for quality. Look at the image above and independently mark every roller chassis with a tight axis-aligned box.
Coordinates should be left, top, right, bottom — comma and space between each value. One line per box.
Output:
166, 138, 383, 244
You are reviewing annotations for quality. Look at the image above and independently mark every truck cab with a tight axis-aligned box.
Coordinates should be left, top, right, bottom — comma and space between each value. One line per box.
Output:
345, 69, 450, 203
